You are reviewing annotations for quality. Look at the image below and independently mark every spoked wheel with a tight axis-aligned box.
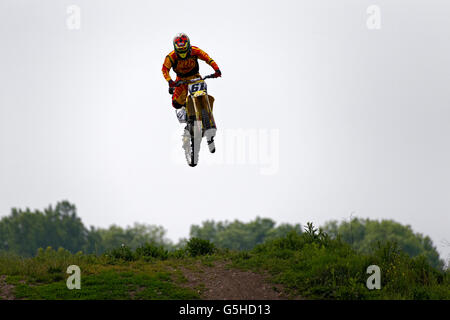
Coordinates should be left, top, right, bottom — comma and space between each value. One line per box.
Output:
182, 121, 201, 167
182, 127, 191, 166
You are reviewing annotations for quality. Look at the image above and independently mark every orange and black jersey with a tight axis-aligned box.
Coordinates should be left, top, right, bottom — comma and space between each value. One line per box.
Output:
162, 46, 219, 81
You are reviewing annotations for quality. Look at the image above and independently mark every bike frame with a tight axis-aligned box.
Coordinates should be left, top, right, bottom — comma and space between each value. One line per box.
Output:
176, 74, 217, 133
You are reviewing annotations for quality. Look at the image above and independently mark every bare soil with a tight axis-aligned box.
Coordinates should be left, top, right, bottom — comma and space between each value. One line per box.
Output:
0, 275, 15, 300
178, 261, 300, 300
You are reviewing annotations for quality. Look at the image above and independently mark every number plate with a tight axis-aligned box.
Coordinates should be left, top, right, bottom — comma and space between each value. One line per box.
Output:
188, 81, 207, 95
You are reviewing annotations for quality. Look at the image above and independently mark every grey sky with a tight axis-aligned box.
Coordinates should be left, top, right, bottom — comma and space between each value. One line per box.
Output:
0, 0, 449, 261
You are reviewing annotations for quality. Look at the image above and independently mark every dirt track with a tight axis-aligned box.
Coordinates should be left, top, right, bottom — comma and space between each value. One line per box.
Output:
178, 261, 299, 300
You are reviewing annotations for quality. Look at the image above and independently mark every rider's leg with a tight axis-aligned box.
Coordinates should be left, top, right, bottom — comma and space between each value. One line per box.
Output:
172, 85, 188, 109
207, 135, 215, 153
204, 95, 216, 152
172, 85, 188, 123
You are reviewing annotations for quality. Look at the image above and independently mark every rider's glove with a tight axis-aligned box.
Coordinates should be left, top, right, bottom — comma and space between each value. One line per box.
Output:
168, 80, 176, 94
176, 107, 187, 123
214, 69, 222, 78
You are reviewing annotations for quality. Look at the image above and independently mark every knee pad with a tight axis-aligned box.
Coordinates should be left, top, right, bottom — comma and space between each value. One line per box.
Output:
172, 100, 184, 109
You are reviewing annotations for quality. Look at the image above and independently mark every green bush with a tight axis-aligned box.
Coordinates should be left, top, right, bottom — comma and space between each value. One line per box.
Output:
168, 248, 187, 259
186, 238, 216, 257
322, 218, 445, 269
135, 243, 169, 261
106, 245, 135, 262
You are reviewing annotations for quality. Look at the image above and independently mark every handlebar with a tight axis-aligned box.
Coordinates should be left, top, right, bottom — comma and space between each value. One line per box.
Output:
174, 73, 217, 87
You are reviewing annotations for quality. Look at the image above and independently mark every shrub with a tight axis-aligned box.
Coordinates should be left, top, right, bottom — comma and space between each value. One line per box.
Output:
106, 245, 135, 262
186, 238, 215, 257
168, 248, 187, 259
135, 243, 169, 260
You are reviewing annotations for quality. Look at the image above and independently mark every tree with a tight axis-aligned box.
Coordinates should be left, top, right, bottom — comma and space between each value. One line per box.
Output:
322, 218, 444, 269
0, 201, 88, 256
95, 223, 172, 251
189, 217, 302, 250
0, 201, 172, 256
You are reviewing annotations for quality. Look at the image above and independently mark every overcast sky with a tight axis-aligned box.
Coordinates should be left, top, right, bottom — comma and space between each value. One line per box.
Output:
0, 0, 449, 261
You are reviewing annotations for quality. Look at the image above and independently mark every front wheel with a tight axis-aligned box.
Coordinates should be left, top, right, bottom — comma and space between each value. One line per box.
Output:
182, 122, 202, 167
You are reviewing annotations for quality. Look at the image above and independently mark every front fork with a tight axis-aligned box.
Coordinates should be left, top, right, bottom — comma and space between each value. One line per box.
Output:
183, 94, 217, 164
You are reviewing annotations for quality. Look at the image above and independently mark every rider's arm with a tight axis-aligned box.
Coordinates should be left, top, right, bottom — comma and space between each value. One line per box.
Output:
191, 46, 220, 71
162, 54, 175, 82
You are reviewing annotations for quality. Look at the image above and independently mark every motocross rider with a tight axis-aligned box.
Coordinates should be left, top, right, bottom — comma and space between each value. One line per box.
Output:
162, 33, 221, 123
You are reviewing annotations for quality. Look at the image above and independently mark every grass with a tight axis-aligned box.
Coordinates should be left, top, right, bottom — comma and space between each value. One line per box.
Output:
0, 228, 449, 300
229, 225, 450, 300
0, 246, 202, 300
8, 271, 198, 300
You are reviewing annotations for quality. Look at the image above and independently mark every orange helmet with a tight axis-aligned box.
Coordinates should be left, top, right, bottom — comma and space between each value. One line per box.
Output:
173, 33, 191, 59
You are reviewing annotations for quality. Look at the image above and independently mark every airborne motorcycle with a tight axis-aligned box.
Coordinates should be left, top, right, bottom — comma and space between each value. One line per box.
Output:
172, 74, 218, 167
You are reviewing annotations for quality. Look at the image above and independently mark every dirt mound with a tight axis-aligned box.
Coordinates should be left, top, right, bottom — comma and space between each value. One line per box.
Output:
179, 261, 300, 300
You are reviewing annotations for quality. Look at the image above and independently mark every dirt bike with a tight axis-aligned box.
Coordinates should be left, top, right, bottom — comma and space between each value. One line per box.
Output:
172, 74, 218, 167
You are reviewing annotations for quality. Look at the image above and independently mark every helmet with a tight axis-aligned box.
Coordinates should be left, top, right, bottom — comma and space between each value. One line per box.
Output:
173, 33, 191, 59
